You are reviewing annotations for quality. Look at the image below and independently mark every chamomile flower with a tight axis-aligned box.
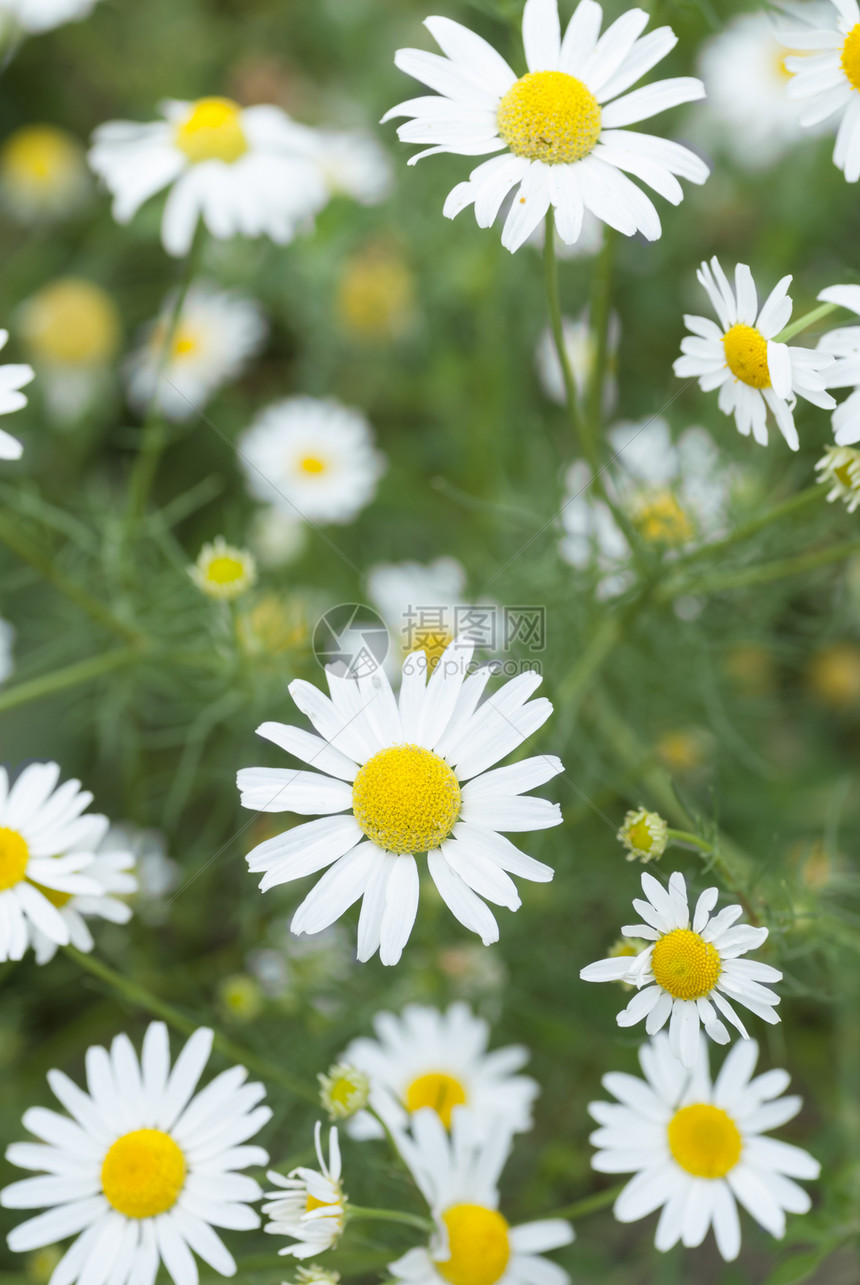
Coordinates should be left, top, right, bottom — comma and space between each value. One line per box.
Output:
816, 283, 860, 443
783, 0, 860, 180
0, 329, 35, 461
89, 98, 329, 257
313, 129, 393, 205
125, 280, 266, 421
589, 1034, 820, 1261
580, 871, 782, 1068
237, 636, 561, 965
368, 558, 500, 671
383, 0, 709, 253
29, 823, 138, 966
674, 258, 836, 450
1, 1022, 270, 1284
816, 444, 860, 509
0, 125, 90, 222
391, 1108, 574, 1285
318, 1064, 371, 1121
0, 0, 100, 35
18, 277, 120, 424
263, 1122, 346, 1260
190, 537, 257, 602
534, 310, 619, 410
618, 808, 668, 862
342, 1001, 539, 1141
0, 617, 14, 683
239, 396, 386, 525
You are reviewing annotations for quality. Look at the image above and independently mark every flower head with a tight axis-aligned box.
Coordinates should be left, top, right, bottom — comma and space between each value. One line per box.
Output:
383, 0, 708, 252
816, 283, 860, 444
263, 1122, 346, 1259
580, 870, 782, 1067
619, 808, 668, 862
1, 1021, 270, 1281
237, 636, 561, 964
783, 0, 860, 180
0, 125, 90, 221
674, 258, 836, 451
590, 1034, 820, 1261
190, 536, 257, 601
816, 443, 860, 509
318, 1063, 371, 1121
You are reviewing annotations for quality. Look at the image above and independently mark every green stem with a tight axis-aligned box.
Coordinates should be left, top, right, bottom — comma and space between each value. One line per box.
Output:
544, 210, 587, 445
65, 947, 317, 1103
0, 647, 141, 715
663, 537, 860, 599
548, 1182, 623, 1221
666, 829, 712, 852
585, 228, 615, 434
347, 1206, 434, 1233
775, 301, 839, 343
0, 510, 140, 642
673, 485, 822, 573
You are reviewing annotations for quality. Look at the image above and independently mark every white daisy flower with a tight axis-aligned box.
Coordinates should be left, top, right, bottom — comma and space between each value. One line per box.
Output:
0, 0, 99, 35
124, 280, 266, 422
534, 310, 619, 410
816, 283, 860, 444
783, 0, 860, 180
0, 761, 119, 963
674, 257, 836, 451
1, 1021, 270, 1284
0, 616, 14, 684
238, 396, 386, 525
237, 636, 562, 965
18, 277, 120, 425
589, 1034, 820, 1261
0, 125, 90, 222
88, 98, 329, 258
580, 870, 782, 1067
29, 822, 138, 966
816, 443, 860, 508
341, 1001, 539, 1142
263, 1122, 346, 1259
383, 0, 709, 253
391, 1108, 573, 1285
314, 129, 393, 205
0, 328, 35, 461
190, 536, 258, 602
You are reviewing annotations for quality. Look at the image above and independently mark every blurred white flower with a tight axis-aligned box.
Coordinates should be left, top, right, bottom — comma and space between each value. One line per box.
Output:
817, 283, 860, 443
816, 443, 860, 509
369, 557, 501, 672
239, 396, 386, 525
89, 97, 329, 257
384, 0, 708, 252
263, 1122, 346, 1259
0, 0, 100, 35
0, 617, 14, 684
125, 280, 266, 421
590, 1034, 820, 1261
0, 125, 90, 221
0, 329, 34, 462
534, 309, 619, 410
674, 258, 835, 450
314, 129, 393, 204
249, 506, 308, 568
783, 0, 860, 180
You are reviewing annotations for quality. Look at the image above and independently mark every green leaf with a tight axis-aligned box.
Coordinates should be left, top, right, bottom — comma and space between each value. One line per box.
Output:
763, 1250, 826, 1285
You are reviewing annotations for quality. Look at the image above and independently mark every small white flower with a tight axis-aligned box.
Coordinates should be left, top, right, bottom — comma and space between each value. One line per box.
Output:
237, 636, 561, 965
239, 396, 385, 525
783, 0, 860, 180
314, 129, 393, 205
817, 282, 860, 443
190, 537, 257, 602
0, 0, 99, 34
318, 1063, 371, 1121
0, 125, 90, 222
125, 280, 266, 421
342, 1001, 538, 1142
534, 310, 619, 410
580, 870, 782, 1067
674, 257, 836, 450
383, 0, 709, 253
618, 807, 668, 862
0, 328, 35, 461
392, 1108, 573, 1285
0, 617, 14, 684
263, 1122, 346, 1259
89, 98, 329, 257
816, 443, 860, 509
29, 824, 138, 966
590, 1034, 820, 1261
1, 1021, 270, 1284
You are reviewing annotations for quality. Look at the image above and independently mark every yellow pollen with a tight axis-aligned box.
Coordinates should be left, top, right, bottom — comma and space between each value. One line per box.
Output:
841, 24, 860, 91
101, 1129, 186, 1219
497, 70, 602, 164
652, 928, 721, 1000
205, 555, 246, 585
300, 455, 327, 474
405, 1072, 468, 1129
23, 279, 120, 366
1, 125, 80, 185
668, 1104, 742, 1178
175, 98, 248, 165
27, 880, 72, 908
722, 323, 771, 388
0, 828, 29, 892
172, 329, 198, 358
352, 744, 461, 854
437, 1204, 510, 1285
632, 491, 694, 547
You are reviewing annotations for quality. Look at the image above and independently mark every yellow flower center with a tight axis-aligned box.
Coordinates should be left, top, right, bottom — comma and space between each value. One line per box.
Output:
651, 928, 721, 1000
0, 828, 29, 891
24, 279, 120, 366
1, 125, 80, 186
300, 455, 327, 474
497, 70, 602, 164
337, 250, 415, 339
437, 1204, 511, 1285
175, 98, 248, 165
101, 1129, 186, 1219
668, 1104, 742, 1178
27, 880, 73, 908
306, 1192, 337, 1212
625, 817, 656, 853
205, 554, 246, 585
632, 491, 694, 547
352, 744, 461, 854
841, 23, 860, 92
404, 1072, 468, 1129
172, 328, 198, 358
722, 323, 771, 388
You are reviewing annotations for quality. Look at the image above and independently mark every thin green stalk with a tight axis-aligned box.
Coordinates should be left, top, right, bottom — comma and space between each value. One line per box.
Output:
544, 211, 587, 446
663, 536, 860, 599
548, 1182, 623, 1221
674, 485, 823, 573
347, 1207, 434, 1233
666, 829, 712, 852
775, 300, 839, 343
0, 510, 140, 642
66, 947, 317, 1103
0, 647, 141, 715
585, 228, 615, 434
